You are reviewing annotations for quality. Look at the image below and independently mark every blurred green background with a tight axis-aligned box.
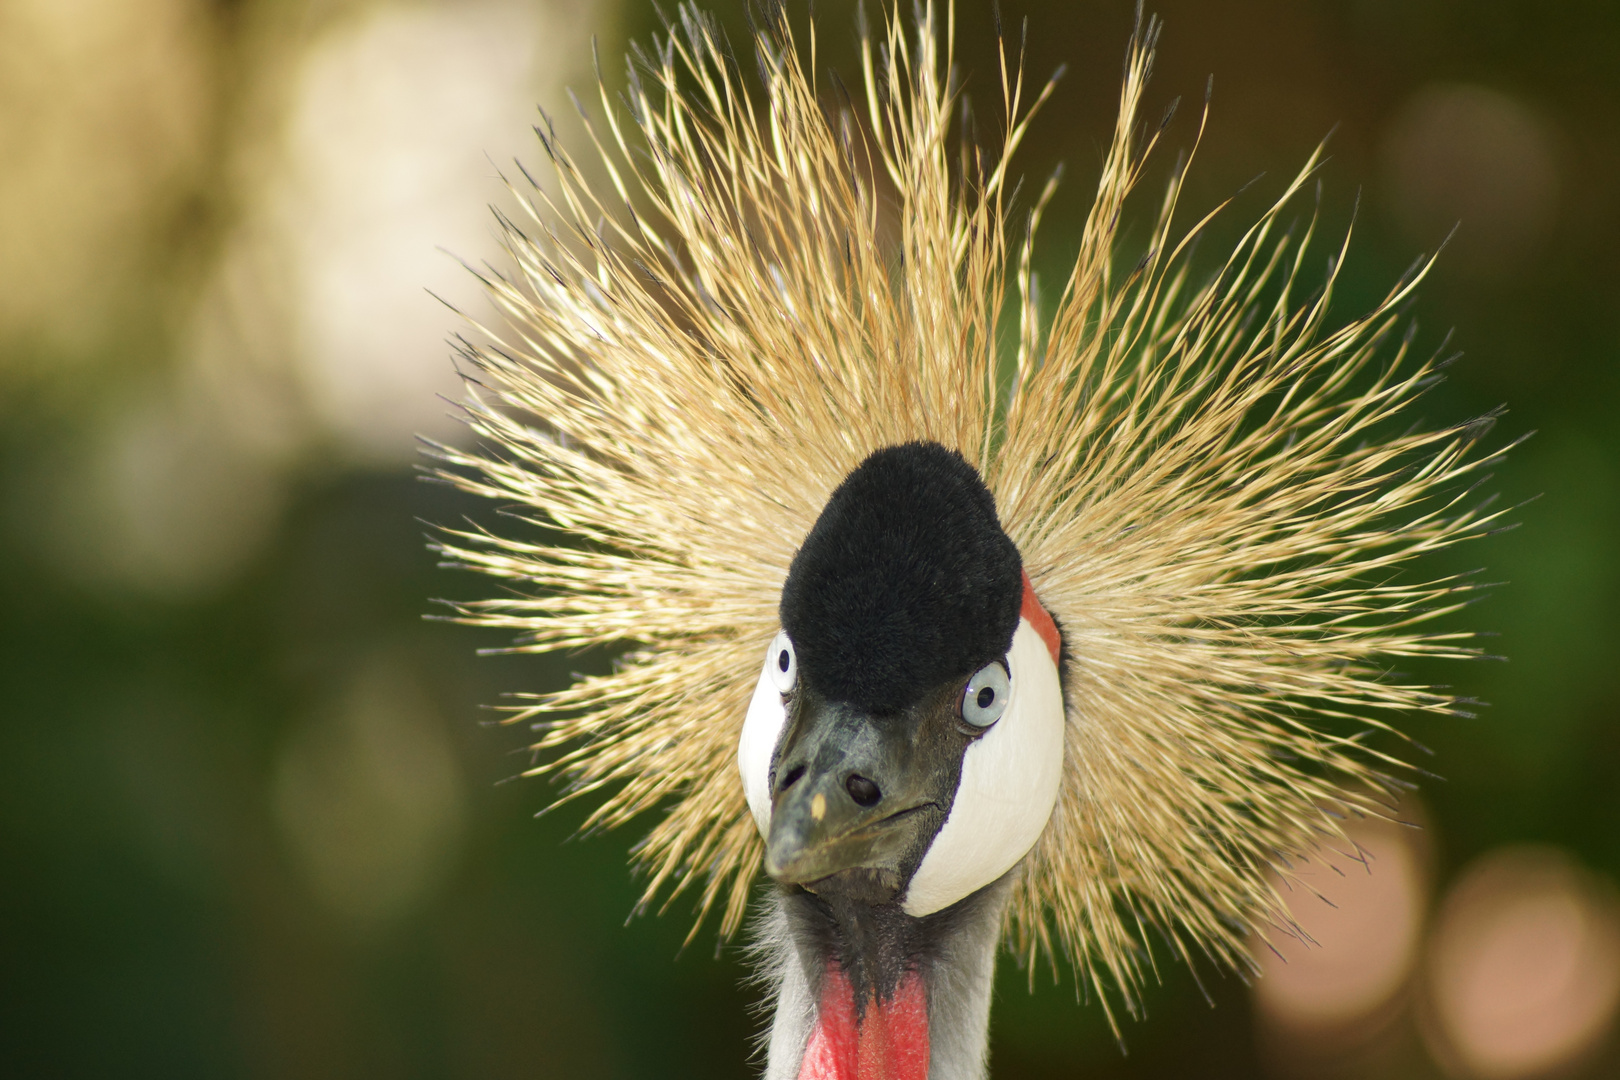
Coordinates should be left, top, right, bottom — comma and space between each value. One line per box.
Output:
2, 1, 1617, 1078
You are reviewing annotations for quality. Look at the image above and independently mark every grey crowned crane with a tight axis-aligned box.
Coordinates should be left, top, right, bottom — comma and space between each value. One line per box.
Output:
431, 4, 1510, 1078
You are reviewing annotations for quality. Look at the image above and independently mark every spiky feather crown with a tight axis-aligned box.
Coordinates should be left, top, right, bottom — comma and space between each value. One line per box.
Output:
431, 1, 1508, 1024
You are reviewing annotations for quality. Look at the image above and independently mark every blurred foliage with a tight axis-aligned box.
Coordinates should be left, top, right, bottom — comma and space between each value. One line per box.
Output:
2, 0, 1617, 1077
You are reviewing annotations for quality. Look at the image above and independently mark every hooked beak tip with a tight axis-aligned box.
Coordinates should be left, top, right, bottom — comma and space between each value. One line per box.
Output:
764, 787, 939, 889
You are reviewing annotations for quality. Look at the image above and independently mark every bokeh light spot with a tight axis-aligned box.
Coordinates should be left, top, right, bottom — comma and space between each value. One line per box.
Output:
1381, 83, 1559, 278
187, 0, 603, 466
272, 650, 467, 932
1422, 847, 1620, 1079
1253, 815, 1427, 1043
0, 0, 210, 359
28, 386, 285, 599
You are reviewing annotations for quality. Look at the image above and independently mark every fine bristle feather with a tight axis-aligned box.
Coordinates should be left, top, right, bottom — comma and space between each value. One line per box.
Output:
430, 1, 1507, 1031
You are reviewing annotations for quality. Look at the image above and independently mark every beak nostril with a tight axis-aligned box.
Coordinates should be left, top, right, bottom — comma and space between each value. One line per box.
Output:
779, 764, 806, 792
845, 774, 882, 807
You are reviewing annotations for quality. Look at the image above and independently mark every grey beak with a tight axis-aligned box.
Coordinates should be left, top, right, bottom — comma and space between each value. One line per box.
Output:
764, 690, 961, 896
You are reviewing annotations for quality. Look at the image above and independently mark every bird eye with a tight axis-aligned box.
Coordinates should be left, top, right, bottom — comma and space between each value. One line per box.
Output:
961, 661, 1010, 728
767, 631, 797, 692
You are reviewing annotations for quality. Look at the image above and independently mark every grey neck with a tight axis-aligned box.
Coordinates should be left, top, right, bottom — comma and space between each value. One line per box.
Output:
753, 872, 1015, 1080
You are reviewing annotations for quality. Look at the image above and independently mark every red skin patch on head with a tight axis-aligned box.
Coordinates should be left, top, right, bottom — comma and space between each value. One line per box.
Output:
796, 965, 929, 1080
1021, 569, 1062, 666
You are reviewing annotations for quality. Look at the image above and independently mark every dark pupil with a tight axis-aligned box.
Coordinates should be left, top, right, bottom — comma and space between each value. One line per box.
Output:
976, 686, 995, 709
778, 650, 790, 672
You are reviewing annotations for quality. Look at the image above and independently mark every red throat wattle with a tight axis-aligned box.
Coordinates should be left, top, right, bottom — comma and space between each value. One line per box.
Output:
794, 570, 1055, 1080
795, 964, 930, 1080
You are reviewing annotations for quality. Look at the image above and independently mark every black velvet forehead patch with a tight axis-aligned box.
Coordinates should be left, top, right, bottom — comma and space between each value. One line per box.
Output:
779, 442, 1024, 714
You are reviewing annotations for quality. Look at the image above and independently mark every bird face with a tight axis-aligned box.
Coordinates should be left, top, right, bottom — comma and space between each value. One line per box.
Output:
737, 443, 1066, 915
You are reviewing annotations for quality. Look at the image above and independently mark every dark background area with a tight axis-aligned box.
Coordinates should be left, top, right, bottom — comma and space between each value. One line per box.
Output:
2, 1, 1616, 1077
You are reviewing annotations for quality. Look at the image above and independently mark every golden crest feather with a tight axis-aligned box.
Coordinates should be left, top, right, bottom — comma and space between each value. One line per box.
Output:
430, 1, 1509, 1024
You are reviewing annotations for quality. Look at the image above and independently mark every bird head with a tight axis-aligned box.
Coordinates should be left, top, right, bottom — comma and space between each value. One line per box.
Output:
738, 442, 1066, 915
435, 1, 1512, 1056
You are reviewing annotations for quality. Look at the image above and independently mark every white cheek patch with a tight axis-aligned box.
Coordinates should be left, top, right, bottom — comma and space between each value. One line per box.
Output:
902, 618, 1066, 916
738, 642, 789, 836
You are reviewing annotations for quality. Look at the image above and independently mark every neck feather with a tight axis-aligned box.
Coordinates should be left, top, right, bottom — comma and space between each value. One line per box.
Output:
755, 873, 1014, 1080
